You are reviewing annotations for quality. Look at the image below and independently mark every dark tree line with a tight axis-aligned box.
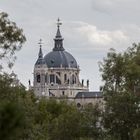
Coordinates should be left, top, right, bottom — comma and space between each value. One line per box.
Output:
0, 75, 101, 140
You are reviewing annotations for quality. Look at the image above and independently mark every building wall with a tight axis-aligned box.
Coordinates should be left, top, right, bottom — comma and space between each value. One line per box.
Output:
33, 64, 89, 97
75, 97, 104, 108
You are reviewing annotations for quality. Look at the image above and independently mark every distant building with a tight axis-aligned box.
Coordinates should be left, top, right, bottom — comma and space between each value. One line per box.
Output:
32, 19, 103, 107
75, 92, 103, 108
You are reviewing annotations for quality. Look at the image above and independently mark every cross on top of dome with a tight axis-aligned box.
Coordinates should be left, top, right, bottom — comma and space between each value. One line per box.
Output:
38, 39, 43, 47
55, 18, 62, 38
57, 18, 62, 28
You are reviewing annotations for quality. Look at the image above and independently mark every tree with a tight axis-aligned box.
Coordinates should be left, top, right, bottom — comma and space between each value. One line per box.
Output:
0, 12, 26, 68
99, 43, 140, 95
0, 73, 38, 140
0, 11, 27, 139
103, 92, 140, 140
39, 99, 81, 140
99, 43, 140, 140
99, 48, 126, 94
0, 101, 25, 140
80, 104, 102, 140
133, 128, 140, 140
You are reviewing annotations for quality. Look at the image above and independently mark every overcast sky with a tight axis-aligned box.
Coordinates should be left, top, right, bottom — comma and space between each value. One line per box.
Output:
1, 0, 140, 90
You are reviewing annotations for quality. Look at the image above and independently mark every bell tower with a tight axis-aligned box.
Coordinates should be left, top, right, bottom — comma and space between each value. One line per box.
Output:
34, 39, 47, 96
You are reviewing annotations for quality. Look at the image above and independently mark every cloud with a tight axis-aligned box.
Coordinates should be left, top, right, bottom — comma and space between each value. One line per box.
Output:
91, 0, 139, 19
75, 22, 128, 47
92, 0, 134, 11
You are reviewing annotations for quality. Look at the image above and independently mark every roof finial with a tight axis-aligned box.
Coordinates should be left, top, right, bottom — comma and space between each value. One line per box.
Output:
57, 18, 62, 28
38, 39, 43, 58
38, 38, 43, 48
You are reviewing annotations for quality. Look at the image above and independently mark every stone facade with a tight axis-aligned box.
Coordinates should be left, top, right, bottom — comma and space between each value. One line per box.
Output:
34, 64, 89, 98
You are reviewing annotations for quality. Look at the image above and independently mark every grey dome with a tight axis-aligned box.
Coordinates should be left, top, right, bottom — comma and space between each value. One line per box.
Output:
35, 22, 78, 68
44, 51, 78, 68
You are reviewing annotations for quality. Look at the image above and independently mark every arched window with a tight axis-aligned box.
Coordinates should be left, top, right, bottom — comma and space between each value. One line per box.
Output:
72, 74, 75, 84
50, 74, 55, 83
37, 74, 40, 83
62, 91, 65, 96
64, 74, 67, 81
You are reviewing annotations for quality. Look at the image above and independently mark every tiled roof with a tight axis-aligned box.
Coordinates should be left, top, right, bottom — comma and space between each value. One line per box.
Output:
75, 91, 103, 99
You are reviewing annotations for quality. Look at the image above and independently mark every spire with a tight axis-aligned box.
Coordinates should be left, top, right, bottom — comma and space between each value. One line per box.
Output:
38, 39, 43, 58
35, 39, 44, 66
53, 18, 64, 51
56, 18, 62, 38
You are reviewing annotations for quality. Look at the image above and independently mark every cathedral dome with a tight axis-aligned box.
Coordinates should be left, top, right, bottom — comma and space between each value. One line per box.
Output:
35, 19, 78, 69
44, 50, 78, 68
44, 18, 78, 69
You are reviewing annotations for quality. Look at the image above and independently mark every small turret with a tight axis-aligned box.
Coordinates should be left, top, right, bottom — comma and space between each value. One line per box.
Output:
35, 39, 45, 65
38, 40, 43, 59
53, 18, 64, 51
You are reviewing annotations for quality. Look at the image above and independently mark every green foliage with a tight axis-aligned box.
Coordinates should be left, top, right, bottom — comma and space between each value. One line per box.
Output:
133, 128, 140, 140
0, 74, 34, 140
0, 101, 25, 140
81, 104, 102, 140
45, 100, 81, 140
99, 43, 140, 94
100, 43, 140, 140
0, 12, 26, 68
99, 48, 125, 93
103, 92, 140, 140
0, 73, 102, 140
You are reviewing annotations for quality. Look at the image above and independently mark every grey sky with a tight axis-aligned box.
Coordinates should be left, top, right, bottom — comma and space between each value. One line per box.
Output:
1, 0, 140, 90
